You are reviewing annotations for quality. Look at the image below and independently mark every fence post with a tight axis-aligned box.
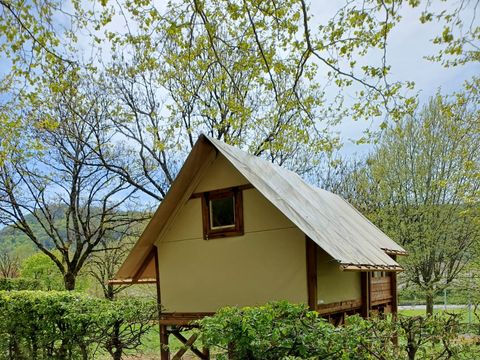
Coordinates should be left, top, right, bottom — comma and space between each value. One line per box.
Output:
443, 289, 447, 311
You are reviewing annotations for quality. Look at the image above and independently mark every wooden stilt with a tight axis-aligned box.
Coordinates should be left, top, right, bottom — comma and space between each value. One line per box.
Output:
170, 331, 209, 360
203, 347, 210, 360
160, 325, 170, 360
227, 342, 235, 360
390, 255, 399, 346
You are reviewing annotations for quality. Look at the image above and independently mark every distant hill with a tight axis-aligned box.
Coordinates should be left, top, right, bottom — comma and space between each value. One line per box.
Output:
0, 213, 58, 254
0, 208, 150, 256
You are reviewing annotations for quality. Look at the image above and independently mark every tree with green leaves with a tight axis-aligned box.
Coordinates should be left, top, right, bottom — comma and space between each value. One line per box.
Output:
338, 89, 480, 315
0, 79, 144, 290
2, 0, 477, 171
20, 251, 65, 290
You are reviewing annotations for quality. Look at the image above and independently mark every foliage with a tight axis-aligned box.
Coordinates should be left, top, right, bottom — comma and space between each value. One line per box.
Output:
0, 291, 157, 360
20, 251, 92, 292
417, 1, 480, 67
198, 302, 345, 359
330, 90, 480, 314
0, 212, 63, 251
19, 251, 66, 291
0, 88, 146, 290
3, 0, 477, 196
0, 278, 40, 291
98, 297, 158, 360
197, 302, 478, 360
0, 251, 20, 278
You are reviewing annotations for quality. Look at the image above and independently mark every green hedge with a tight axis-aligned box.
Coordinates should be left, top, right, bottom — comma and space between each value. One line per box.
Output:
197, 302, 478, 360
0, 278, 40, 291
0, 291, 157, 360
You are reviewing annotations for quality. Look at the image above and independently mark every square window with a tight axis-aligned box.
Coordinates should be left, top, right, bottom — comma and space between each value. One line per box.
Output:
202, 187, 244, 239
210, 196, 235, 229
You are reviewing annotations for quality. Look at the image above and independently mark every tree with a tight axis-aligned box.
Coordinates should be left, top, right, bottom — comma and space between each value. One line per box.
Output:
0, 251, 20, 278
0, 80, 143, 290
87, 231, 137, 300
20, 251, 65, 290
345, 91, 480, 315
1, 0, 478, 199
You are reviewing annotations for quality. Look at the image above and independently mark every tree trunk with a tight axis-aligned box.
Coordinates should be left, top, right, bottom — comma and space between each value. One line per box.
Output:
64, 272, 76, 291
426, 293, 434, 315
107, 321, 123, 360
105, 284, 115, 301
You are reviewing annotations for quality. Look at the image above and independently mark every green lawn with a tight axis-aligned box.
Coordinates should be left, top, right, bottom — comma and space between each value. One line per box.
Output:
399, 308, 479, 324
117, 328, 203, 359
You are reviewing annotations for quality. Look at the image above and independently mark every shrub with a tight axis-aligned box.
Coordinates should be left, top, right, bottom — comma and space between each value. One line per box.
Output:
0, 291, 157, 360
0, 278, 40, 291
198, 302, 356, 359
197, 301, 478, 360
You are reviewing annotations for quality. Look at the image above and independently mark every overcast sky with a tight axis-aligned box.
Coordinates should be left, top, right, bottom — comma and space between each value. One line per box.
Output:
0, 1, 478, 157
307, 1, 479, 156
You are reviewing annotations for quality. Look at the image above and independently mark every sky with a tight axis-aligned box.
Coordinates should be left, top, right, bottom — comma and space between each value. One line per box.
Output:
0, 0, 478, 156
308, 1, 479, 156
0, 0, 478, 227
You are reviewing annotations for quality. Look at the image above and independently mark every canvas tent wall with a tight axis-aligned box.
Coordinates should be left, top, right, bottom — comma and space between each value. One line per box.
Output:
113, 135, 405, 287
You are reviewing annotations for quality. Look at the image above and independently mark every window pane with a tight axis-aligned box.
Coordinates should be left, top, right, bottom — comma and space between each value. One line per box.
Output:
210, 195, 235, 229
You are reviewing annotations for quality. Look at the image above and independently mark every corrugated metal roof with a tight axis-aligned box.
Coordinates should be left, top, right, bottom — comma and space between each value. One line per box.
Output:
207, 136, 405, 269
114, 134, 405, 280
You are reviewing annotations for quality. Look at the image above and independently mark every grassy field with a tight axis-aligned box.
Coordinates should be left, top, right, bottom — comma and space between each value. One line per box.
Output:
399, 308, 479, 324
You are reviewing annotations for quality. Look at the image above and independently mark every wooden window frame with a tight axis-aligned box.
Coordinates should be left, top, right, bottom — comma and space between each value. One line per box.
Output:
201, 187, 244, 240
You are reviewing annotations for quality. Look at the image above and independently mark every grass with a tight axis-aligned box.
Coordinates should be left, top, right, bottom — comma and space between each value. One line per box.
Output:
116, 328, 203, 359
399, 307, 480, 324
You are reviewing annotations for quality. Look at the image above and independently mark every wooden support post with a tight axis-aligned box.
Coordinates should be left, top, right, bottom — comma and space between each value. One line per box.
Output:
153, 246, 168, 359
171, 333, 198, 360
228, 343, 235, 359
305, 237, 318, 311
160, 325, 170, 360
171, 331, 209, 360
390, 255, 399, 346
390, 256, 398, 317
361, 272, 371, 318
203, 347, 210, 359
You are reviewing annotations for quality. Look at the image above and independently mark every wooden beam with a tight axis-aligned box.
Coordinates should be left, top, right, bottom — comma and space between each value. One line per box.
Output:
190, 183, 254, 199
132, 247, 156, 282
171, 332, 209, 360
159, 312, 214, 325
361, 272, 371, 318
171, 333, 198, 360
382, 248, 408, 256
154, 246, 161, 309
305, 237, 318, 311
316, 299, 362, 315
340, 264, 404, 272
107, 278, 157, 285
153, 246, 165, 360
390, 255, 398, 317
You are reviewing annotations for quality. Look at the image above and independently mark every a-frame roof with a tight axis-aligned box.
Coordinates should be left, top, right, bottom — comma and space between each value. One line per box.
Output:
114, 135, 405, 281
